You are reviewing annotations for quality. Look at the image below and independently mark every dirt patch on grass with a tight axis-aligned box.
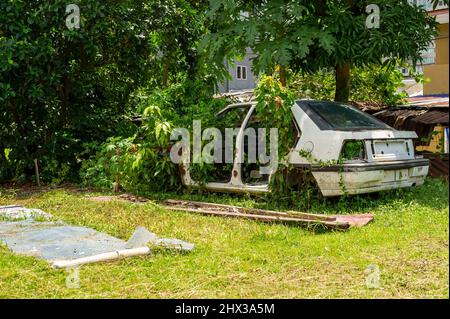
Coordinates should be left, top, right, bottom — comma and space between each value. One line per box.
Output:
88, 194, 148, 203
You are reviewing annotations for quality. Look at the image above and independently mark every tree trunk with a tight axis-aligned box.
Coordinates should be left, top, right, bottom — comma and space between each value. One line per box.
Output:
0, 144, 5, 162
334, 63, 350, 102
279, 66, 287, 88
162, 58, 169, 87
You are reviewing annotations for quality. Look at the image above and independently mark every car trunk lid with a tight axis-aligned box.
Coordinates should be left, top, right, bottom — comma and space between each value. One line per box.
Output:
367, 139, 414, 161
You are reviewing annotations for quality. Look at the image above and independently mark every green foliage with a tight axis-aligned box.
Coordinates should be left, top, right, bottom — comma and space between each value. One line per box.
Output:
188, 160, 220, 185
81, 80, 229, 193
289, 64, 407, 106
0, 0, 209, 184
0, 149, 13, 182
350, 64, 406, 106
203, 0, 442, 100
255, 76, 295, 159
81, 113, 180, 193
1, 0, 155, 182
81, 137, 136, 190
254, 76, 312, 202
81, 91, 180, 192
340, 140, 365, 161
202, 0, 334, 72
289, 69, 336, 100
210, 0, 440, 70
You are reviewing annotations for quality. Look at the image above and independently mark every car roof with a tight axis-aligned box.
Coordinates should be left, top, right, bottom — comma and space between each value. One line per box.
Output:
216, 100, 318, 118
215, 102, 256, 117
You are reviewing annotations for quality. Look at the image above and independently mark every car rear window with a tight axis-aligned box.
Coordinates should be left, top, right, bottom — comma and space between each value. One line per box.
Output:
303, 101, 392, 130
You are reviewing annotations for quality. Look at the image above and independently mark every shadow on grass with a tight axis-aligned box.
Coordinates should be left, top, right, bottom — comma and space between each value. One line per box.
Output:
0, 183, 104, 201
145, 178, 448, 214
1, 178, 448, 216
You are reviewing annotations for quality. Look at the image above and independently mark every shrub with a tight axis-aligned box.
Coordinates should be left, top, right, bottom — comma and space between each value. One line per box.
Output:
81, 80, 229, 193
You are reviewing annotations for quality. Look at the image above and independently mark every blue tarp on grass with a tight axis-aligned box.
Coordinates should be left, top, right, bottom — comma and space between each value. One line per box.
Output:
0, 205, 193, 263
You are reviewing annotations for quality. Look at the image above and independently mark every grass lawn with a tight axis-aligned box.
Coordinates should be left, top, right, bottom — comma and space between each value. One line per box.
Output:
0, 178, 448, 299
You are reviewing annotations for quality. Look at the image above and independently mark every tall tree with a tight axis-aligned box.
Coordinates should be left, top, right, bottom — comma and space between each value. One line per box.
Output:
202, 0, 444, 101
0, 0, 207, 181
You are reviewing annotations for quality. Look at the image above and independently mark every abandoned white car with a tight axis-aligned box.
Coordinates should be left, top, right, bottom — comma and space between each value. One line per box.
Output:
179, 100, 429, 196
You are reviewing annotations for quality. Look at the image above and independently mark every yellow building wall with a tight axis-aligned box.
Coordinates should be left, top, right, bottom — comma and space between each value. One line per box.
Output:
424, 23, 449, 95
416, 124, 447, 153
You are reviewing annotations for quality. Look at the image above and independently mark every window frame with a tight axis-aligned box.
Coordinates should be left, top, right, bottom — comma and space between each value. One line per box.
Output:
297, 100, 394, 131
236, 65, 247, 80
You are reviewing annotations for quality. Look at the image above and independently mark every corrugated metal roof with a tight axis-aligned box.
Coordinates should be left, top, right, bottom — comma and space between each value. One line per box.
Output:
353, 95, 449, 113
412, 110, 449, 125
404, 96, 449, 108
374, 108, 448, 126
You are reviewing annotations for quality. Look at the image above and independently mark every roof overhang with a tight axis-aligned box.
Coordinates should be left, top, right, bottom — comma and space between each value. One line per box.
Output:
429, 8, 449, 24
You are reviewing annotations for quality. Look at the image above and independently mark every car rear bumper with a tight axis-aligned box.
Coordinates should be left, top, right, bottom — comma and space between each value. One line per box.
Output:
309, 158, 429, 197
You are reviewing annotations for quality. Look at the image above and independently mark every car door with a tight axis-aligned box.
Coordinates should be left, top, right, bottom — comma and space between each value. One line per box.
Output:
187, 104, 253, 185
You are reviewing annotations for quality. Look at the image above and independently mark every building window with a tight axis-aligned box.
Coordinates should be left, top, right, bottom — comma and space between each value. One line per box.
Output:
236, 65, 247, 80
415, 65, 424, 74
400, 67, 410, 76
421, 41, 436, 65
410, 0, 447, 11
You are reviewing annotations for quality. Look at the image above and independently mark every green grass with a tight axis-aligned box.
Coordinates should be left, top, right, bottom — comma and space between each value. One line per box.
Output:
0, 178, 448, 298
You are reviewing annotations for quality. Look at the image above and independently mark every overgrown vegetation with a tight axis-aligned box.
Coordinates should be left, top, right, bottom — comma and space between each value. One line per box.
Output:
0, 0, 444, 197
0, 1, 447, 301
80, 80, 230, 193
0, 0, 212, 183
23, 68, 426, 204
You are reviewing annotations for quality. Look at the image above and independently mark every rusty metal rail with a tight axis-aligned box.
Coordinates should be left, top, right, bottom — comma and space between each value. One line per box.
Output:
162, 199, 374, 230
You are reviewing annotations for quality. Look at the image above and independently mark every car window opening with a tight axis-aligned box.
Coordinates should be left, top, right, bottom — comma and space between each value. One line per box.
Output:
304, 101, 392, 130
